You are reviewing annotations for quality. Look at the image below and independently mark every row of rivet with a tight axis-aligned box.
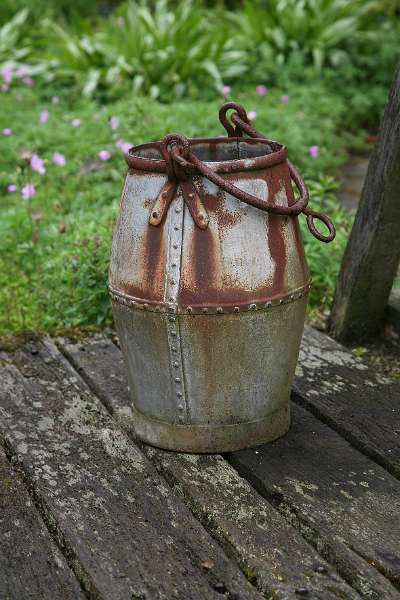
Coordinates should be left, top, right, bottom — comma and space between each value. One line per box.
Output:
165, 193, 187, 424
110, 282, 311, 315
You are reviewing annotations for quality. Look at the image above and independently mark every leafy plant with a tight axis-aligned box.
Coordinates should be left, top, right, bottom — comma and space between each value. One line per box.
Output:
40, 0, 248, 100
231, 0, 382, 69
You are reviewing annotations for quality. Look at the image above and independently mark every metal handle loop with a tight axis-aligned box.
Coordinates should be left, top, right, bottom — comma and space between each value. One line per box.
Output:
219, 103, 336, 242
219, 102, 250, 137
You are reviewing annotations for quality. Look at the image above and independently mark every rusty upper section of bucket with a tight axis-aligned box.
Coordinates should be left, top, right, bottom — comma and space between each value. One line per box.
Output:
109, 136, 310, 315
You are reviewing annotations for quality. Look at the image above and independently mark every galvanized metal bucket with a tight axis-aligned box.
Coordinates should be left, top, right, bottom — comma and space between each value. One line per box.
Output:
109, 102, 335, 453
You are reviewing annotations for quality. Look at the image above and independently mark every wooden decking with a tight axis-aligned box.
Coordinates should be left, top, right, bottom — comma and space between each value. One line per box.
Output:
0, 326, 399, 600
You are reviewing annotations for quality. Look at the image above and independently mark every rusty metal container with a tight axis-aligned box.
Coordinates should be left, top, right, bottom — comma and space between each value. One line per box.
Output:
109, 102, 335, 453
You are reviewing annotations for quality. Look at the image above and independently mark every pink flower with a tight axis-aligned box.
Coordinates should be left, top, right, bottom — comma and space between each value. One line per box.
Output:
309, 145, 320, 158
72, 119, 81, 127
116, 139, 132, 154
1, 83, 9, 93
7, 184, 17, 193
3, 128, 12, 136
53, 152, 66, 166
40, 109, 49, 124
256, 84, 267, 96
110, 116, 119, 130
21, 183, 36, 200
17, 65, 29, 78
222, 85, 231, 96
248, 111, 257, 121
98, 150, 111, 161
22, 76, 34, 88
1, 66, 13, 83
281, 95, 289, 104
30, 154, 46, 174
51, 96, 60, 104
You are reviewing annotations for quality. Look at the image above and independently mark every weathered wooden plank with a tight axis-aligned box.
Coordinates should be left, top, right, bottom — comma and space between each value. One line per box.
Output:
330, 66, 400, 342
229, 404, 400, 599
0, 339, 261, 600
59, 333, 398, 600
0, 445, 84, 600
294, 326, 400, 478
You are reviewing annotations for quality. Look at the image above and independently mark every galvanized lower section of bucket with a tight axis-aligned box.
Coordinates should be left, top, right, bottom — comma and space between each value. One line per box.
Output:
112, 294, 307, 452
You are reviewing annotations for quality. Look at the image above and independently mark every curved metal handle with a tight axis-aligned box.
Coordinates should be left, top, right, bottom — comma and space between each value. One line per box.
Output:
165, 134, 308, 217
219, 102, 336, 242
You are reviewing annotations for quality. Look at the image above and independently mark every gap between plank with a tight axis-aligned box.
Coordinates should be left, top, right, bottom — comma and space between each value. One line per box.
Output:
58, 335, 371, 599
0, 434, 103, 600
291, 390, 400, 482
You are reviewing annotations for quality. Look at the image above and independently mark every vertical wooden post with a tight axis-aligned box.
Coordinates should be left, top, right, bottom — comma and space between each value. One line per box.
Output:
329, 66, 400, 343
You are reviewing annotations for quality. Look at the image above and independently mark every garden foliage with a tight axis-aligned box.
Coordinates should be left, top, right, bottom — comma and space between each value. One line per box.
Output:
0, 0, 398, 335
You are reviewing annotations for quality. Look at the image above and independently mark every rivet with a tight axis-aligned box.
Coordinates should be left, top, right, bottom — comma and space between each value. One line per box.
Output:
143, 303, 148, 310
173, 244, 178, 249
170, 279, 175, 285
202, 307, 208, 313
174, 225, 180, 231
290, 295, 294, 301
249, 303, 257, 310
279, 299, 284, 305
175, 377, 181, 383
152, 211, 158, 218
266, 301, 272, 308
217, 307, 223, 314
234, 306, 240, 313
187, 307, 193, 314
175, 207, 181, 213
188, 192, 194, 199
178, 404, 184, 410
171, 262, 177, 268
173, 361, 179, 368
170, 330, 177, 336
155, 305, 160, 311
171, 346, 177, 352
169, 316, 176, 322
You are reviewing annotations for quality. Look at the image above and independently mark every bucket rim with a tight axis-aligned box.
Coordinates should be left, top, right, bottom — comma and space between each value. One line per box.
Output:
125, 136, 288, 174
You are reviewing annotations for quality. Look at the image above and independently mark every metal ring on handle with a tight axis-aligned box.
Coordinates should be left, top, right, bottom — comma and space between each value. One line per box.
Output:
218, 102, 250, 137
220, 105, 336, 242
303, 208, 336, 242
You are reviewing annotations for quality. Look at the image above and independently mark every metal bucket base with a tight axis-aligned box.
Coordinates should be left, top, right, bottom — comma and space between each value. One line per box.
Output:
130, 403, 290, 453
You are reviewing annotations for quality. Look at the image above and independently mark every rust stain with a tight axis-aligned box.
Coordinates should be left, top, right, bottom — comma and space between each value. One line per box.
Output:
179, 162, 301, 307
202, 191, 243, 232
120, 219, 166, 301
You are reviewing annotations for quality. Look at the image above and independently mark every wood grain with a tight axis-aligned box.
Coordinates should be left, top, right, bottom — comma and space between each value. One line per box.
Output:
60, 332, 399, 600
294, 326, 400, 478
229, 404, 400, 599
0, 339, 260, 600
0, 445, 84, 600
330, 66, 400, 342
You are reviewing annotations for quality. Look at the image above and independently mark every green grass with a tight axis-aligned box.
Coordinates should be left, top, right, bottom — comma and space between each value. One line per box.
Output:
0, 81, 353, 335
